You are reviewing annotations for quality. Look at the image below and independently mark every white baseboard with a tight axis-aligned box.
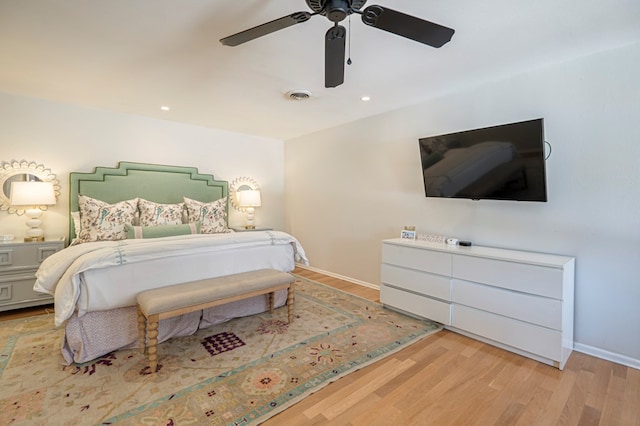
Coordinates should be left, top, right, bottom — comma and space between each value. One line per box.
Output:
295, 263, 379, 290
296, 264, 640, 371
574, 343, 640, 370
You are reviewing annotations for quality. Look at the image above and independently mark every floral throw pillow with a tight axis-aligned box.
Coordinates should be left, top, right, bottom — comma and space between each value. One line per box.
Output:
75, 195, 138, 244
183, 197, 230, 234
138, 199, 184, 226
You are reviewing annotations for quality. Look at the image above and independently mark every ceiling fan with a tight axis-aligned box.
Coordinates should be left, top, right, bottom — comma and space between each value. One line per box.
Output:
220, 0, 455, 88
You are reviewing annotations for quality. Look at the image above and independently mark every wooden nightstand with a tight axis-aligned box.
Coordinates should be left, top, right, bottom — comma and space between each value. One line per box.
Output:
0, 237, 65, 311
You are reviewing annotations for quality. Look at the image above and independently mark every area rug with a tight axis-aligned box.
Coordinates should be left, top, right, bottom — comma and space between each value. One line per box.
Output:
0, 275, 441, 425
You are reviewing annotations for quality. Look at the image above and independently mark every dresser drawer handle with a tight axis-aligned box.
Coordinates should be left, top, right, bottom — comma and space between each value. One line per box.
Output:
0, 250, 13, 266
0, 284, 12, 301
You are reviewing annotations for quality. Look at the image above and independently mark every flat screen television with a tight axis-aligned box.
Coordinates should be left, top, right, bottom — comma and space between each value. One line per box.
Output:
418, 118, 547, 202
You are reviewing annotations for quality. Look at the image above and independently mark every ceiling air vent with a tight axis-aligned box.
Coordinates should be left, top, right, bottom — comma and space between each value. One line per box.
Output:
285, 90, 312, 101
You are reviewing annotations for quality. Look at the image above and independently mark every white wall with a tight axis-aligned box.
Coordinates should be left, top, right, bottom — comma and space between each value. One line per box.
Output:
284, 42, 640, 366
0, 92, 284, 239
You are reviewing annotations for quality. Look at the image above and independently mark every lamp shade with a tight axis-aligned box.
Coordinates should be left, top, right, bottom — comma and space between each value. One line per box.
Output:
9, 181, 56, 206
237, 189, 261, 207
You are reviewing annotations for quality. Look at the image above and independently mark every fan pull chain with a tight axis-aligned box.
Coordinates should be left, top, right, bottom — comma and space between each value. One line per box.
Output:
347, 15, 352, 65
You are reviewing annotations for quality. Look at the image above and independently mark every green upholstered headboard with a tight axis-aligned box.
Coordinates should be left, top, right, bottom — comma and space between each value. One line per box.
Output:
69, 161, 228, 241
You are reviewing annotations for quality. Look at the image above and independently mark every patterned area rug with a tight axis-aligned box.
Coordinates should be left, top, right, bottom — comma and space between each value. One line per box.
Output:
0, 275, 441, 425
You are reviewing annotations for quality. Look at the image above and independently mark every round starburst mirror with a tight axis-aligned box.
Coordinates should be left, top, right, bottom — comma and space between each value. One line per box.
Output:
229, 177, 260, 212
0, 160, 60, 215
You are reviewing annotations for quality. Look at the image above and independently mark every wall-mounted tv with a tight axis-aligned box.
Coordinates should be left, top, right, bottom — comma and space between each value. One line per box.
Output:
419, 118, 547, 202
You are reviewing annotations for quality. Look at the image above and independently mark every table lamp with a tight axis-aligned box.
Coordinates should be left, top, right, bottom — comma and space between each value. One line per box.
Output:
9, 181, 56, 241
237, 189, 261, 229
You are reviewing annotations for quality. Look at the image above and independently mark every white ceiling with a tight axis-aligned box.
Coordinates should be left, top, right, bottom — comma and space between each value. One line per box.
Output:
1, 0, 639, 140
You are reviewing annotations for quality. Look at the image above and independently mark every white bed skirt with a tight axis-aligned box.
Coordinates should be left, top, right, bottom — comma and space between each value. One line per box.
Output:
62, 290, 288, 364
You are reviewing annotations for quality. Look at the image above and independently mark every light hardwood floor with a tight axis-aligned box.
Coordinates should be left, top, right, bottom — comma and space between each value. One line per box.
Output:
2, 267, 638, 425
263, 268, 640, 426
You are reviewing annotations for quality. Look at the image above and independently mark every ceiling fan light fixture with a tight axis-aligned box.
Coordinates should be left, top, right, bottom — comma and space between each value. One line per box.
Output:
285, 89, 313, 101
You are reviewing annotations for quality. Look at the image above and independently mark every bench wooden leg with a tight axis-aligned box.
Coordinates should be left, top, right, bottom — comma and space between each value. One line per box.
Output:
147, 315, 159, 373
269, 292, 274, 314
287, 284, 295, 323
137, 308, 147, 354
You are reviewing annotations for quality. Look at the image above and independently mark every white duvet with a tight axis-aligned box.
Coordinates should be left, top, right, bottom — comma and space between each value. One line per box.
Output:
35, 231, 308, 326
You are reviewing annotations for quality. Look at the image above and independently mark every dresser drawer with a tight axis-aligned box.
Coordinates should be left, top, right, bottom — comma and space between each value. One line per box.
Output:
0, 272, 53, 310
0, 243, 62, 271
382, 264, 451, 301
452, 279, 562, 330
452, 255, 563, 299
451, 304, 562, 361
381, 285, 451, 325
382, 243, 451, 276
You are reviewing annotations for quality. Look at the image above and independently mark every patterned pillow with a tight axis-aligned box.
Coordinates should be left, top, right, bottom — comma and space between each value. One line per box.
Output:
126, 222, 200, 239
183, 197, 230, 234
75, 195, 138, 244
138, 199, 184, 226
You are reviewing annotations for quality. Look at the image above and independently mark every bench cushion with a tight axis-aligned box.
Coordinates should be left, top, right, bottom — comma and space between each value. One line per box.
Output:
137, 269, 294, 315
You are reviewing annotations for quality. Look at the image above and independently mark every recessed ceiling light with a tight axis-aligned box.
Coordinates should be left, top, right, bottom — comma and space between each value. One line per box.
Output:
284, 89, 312, 101
160, 106, 170, 111
360, 96, 371, 102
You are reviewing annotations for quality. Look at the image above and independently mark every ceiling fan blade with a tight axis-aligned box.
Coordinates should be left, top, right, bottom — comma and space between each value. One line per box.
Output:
220, 12, 312, 46
361, 5, 454, 48
325, 25, 347, 88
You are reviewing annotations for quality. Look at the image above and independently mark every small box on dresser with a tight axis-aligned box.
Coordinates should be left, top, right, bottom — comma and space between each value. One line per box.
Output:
381, 238, 575, 370
0, 237, 65, 311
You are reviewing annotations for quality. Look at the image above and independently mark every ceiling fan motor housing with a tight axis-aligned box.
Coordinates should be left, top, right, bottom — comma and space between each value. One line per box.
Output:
306, 0, 368, 22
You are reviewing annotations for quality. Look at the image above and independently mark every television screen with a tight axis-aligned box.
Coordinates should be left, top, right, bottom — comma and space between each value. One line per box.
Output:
418, 118, 547, 202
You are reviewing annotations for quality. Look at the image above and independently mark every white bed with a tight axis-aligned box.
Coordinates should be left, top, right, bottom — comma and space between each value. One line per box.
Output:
34, 162, 308, 364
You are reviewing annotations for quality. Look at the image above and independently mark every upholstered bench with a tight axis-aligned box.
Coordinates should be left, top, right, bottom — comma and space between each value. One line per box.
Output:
137, 269, 295, 373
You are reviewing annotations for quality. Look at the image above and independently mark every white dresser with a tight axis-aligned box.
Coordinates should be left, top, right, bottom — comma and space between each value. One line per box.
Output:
381, 238, 575, 369
0, 238, 65, 311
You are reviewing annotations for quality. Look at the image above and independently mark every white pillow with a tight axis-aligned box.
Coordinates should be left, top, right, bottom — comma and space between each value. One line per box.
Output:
71, 211, 81, 236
